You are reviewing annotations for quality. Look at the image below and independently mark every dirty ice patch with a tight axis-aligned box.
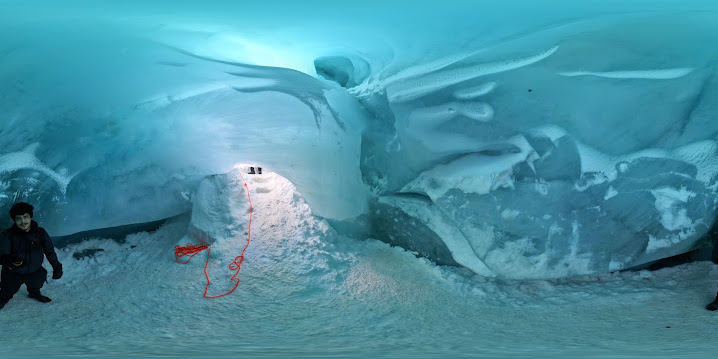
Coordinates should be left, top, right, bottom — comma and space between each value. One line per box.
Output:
482, 221, 593, 279
651, 187, 696, 231
646, 187, 698, 253
483, 237, 593, 280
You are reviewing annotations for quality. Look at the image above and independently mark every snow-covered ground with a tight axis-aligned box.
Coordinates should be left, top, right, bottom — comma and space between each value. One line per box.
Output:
2, 172, 718, 358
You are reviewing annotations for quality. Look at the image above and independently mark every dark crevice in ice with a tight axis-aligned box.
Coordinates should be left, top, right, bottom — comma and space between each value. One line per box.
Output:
52, 212, 188, 249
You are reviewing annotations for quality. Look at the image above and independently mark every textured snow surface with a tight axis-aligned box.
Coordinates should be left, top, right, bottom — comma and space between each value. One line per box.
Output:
1, 172, 718, 358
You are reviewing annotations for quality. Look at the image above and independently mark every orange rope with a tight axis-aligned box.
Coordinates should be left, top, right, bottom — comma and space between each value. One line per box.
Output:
174, 243, 209, 264
174, 171, 253, 298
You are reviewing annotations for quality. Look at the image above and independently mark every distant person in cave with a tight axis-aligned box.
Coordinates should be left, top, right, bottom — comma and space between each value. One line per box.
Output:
0, 202, 63, 310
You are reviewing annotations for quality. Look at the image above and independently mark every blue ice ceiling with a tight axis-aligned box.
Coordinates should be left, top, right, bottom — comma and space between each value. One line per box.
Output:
2, 0, 718, 279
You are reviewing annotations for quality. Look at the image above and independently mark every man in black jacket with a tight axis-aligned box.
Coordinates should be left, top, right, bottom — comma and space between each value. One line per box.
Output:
0, 202, 63, 310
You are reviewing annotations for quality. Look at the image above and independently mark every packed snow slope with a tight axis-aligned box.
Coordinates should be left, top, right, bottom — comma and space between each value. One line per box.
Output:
2, 171, 718, 359
2, 0, 718, 279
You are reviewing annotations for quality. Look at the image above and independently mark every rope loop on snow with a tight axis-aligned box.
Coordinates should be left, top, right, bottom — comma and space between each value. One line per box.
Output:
174, 243, 209, 264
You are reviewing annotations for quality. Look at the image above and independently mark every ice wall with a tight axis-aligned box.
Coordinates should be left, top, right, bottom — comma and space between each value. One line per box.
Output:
2, 0, 718, 279
0, 9, 369, 235
359, 12, 718, 278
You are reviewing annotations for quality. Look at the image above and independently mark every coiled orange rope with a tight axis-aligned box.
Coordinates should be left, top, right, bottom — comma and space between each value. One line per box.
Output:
174, 243, 209, 264
174, 171, 253, 298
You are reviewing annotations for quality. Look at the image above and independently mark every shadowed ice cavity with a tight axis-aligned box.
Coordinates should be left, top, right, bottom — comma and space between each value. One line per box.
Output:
3, 7, 718, 280
314, 55, 371, 89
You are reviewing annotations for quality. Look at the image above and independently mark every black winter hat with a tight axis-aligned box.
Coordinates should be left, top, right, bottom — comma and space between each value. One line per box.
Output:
9, 202, 34, 219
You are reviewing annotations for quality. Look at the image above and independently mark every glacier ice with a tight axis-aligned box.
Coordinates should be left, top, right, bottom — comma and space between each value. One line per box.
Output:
2, 1, 718, 279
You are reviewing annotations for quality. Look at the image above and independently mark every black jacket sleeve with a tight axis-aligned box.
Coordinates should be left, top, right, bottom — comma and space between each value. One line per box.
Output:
38, 228, 61, 268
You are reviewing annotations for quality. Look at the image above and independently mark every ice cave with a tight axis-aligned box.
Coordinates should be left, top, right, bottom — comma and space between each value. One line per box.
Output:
2, 1, 718, 358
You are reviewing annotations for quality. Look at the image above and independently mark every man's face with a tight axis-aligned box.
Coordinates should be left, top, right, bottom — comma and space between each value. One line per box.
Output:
14, 213, 32, 232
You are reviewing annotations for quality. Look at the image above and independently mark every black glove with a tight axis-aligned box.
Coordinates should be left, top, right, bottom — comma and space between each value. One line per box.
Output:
52, 263, 63, 280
